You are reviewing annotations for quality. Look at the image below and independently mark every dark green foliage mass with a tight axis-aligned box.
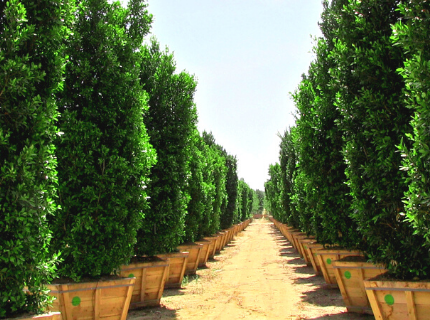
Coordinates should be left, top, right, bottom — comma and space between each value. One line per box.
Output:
0, 0, 73, 316
278, 128, 301, 228
264, 164, 282, 220
220, 154, 238, 228
183, 130, 207, 243
293, 6, 358, 247
136, 39, 198, 255
52, 0, 155, 280
330, 0, 418, 278
395, 0, 430, 278
202, 131, 227, 234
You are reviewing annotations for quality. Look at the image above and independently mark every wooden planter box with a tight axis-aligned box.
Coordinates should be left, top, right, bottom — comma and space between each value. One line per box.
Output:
221, 229, 231, 248
364, 273, 430, 320
305, 242, 324, 275
297, 238, 317, 266
332, 256, 387, 314
292, 234, 313, 258
278, 223, 289, 238
195, 239, 211, 268
215, 232, 227, 253
47, 276, 135, 320
204, 236, 218, 259
289, 231, 306, 251
177, 242, 203, 275
230, 225, 238, 241
283, 227, 299, 247
157, 252, 189, 289
234, 224, 240, 236
316, 248, 363, 287
120, 256, 169, 308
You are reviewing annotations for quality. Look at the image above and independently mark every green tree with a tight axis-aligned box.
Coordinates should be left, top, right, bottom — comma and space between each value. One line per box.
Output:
255, 189, 265, 214
278, 127, 301, 228
395, 0, 430, 278
202, 131, 228, 233
220, 154, 238, 228
183, 130, 206, 242
264, 164, 282, 220
136, 38, 198, 255
0, 0, 73, 316
52, 0, 155, 280
331, 0, 417, 279
293, 30, 357, 246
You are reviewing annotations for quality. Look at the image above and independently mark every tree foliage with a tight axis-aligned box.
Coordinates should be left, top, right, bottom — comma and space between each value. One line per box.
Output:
0, 0, 73, 316
136, 38, 198, 255
52, 0, 155, 280
330, 0, 418, 278
395, 0, 430, 278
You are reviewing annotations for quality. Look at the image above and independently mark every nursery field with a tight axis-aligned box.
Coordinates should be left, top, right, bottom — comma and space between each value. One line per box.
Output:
127, 219, 374, 320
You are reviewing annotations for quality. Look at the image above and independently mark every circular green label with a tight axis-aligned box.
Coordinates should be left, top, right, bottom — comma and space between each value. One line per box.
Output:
128, 273, 135, 278
326, 258, 332, 265
72, 296, 81, 306
304, 246, 308, 249
344, 271, 351, 279
385, 294, 395, 305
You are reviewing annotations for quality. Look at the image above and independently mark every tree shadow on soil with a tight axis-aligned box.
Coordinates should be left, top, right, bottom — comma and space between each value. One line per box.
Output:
293, 273, 323, 285
280, 249, 300, 257
127, 305, 178, 319
300, 286, 346, 308
291, 264, 319, 276
305, 312, 374, 320
162, 287, 186, 297
286, 257, 306, 265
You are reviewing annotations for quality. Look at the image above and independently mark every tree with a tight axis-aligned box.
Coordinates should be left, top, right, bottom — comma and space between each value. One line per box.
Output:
255, 189, 265, 214
220, 154, 238, 228
278, 128, 301, 228
202, 131, 227, 234
0, 0, 73, 316
395, 0, 430, 278
264, 164, 282, 219
135, 38, 198, 255
183, 130, 206, 242
331, 0, 417, 279
52, 0, 155, 280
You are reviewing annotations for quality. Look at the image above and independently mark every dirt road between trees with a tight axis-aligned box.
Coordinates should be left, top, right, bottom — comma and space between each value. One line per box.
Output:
128, 218, 374, 320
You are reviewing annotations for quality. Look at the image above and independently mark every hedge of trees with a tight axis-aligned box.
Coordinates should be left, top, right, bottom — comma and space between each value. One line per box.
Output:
266, 0, 430, 281
0, 0, 258, 317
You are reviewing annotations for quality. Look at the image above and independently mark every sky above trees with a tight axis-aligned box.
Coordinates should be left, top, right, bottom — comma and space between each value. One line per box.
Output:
144, 0, 324, 190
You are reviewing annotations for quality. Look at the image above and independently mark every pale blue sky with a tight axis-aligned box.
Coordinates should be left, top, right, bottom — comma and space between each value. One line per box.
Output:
145, 1, 324, 191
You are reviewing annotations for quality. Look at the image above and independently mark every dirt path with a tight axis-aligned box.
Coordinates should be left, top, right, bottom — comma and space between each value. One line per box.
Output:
128, 219, 374, 320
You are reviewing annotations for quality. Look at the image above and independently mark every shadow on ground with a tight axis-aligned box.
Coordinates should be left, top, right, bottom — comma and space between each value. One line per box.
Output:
127, 305, 177, 319
305, 312, 374, 320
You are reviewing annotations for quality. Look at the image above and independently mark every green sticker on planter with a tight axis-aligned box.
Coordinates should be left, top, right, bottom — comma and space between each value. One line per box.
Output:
385, 294, 395, 305
72, 296, 81, 306
128, 273, 135, 278
304, 245, 308, 249
326, 258, 332, 265
344, 271, 351, 279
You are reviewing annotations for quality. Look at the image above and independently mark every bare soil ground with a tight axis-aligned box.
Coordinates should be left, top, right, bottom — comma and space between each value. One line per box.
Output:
128, 218, 375, 320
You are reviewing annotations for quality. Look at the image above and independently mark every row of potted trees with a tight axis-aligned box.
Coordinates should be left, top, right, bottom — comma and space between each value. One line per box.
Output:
266, 1, 430, 319
46, 218, 252, 319
0, 0, 260, 319
270, 216, 430, 319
